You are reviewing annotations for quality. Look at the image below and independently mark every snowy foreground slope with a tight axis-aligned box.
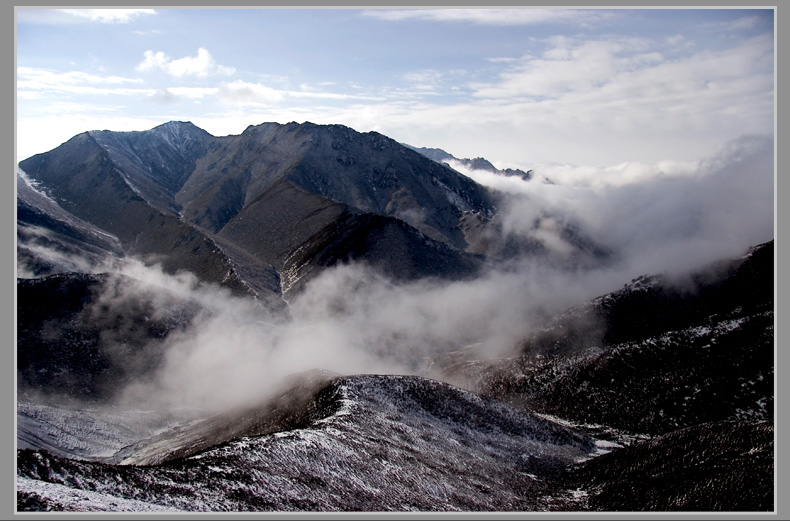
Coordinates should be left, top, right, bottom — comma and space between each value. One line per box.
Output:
17, 242, 776, 512
18, 374, 599, 512
472, 241, 774, 436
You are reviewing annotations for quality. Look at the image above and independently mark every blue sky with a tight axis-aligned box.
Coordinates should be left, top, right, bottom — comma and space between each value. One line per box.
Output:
16, 8, 774, 171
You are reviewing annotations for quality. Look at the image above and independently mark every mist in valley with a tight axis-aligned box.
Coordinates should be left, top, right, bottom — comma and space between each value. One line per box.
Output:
46, 132, 772, 417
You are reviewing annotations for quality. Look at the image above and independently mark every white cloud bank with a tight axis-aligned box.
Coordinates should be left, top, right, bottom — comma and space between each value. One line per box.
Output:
102, 131, 773, 414
137, 48, 237, 78
454, 133, 774, 278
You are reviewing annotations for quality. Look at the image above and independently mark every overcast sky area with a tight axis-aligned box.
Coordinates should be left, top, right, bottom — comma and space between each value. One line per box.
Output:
16, 7, 774, 172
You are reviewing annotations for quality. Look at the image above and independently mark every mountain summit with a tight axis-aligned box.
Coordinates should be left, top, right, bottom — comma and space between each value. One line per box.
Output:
19, 121, 509, 302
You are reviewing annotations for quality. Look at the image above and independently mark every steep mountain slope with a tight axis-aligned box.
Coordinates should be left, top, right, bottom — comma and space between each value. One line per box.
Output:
17, 374, 596, 512
16, 272, 204, 404
215, 177, 355, 270
211, 175, 483, 297
406, 144, 533, 181
17, 133, 255, 297
18, 121, 502, 301
517, 240, 774, 357
180, 122, 497, 249
88, 121, 214, 215
474, 241, 774, 436
17, 170, 123, 277
280, 211, 483, 297
564, 419, 774, 511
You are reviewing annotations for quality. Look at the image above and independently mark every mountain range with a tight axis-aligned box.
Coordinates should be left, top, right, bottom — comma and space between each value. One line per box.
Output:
406, 143, 535, 181
16, 121, 774, 512
18, 122, 496, 301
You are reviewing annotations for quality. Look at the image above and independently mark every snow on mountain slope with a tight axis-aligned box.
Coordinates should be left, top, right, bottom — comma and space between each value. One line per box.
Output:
17, 168, 123, 277
17, 401, 198, 464
17, 476, 182, 512
18, 374, 596, 512
475, 241, 774, 436
88, 121, 213, 215
18, 121, 499, 300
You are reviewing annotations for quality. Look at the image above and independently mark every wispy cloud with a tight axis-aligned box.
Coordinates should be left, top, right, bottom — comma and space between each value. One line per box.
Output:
288, 90, 378, 101
701, 14, 771, 32
403, 69, 445, 91
137, 48, 236, 78
17, 67, 144, 86
438, 33, 774, 164
132, 29, 162, 36
218, 79, 284, 105
147, 87, 220, 104
486, 57, 518, 64
217, 79, 385, 107
63, 9, 156, 23
17, 67, 154, 96
471, 39, 628, 99
361, 8, 612, 26
164, 87, 219, 99
17, 9, 157, 24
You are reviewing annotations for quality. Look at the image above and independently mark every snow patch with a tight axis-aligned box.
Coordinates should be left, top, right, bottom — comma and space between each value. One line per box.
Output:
17, 476, 183, 512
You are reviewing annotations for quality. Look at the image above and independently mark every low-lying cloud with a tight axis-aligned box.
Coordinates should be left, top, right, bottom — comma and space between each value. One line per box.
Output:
454, 133, 774, 278
21, 132, 774, 416
115, 255, 621, 413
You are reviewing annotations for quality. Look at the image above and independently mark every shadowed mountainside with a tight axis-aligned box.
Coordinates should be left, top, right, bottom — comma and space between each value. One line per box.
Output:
17, 374, 596, 512
18, 121, 514, 304
562, 419, 773, 511
472, 241, 774, 436
17, 273, 204, 404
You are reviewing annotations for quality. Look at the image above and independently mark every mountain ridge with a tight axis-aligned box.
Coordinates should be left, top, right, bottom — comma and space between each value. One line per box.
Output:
18, 121, 511, 303
406, 144, 534, 181
16, 120, 774, 512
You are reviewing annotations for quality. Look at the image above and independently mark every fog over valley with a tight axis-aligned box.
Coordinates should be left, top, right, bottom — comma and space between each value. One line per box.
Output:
15, 7, 775, 513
